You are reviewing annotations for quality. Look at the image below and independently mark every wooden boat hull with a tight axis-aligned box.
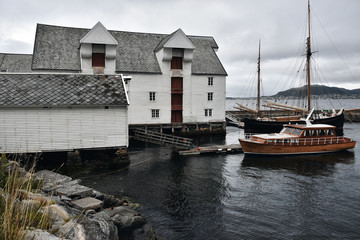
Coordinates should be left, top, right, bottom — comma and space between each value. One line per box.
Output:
244, 110, 344, 136
239, 138, 356, 155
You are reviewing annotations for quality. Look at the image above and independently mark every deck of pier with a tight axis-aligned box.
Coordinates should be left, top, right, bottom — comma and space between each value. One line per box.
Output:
177, 144, 243, 156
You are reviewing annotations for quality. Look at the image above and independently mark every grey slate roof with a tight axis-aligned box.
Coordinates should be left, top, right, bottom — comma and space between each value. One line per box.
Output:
32, 24, 227, 76
0, 54, 33, 73
0, 74, 128, 107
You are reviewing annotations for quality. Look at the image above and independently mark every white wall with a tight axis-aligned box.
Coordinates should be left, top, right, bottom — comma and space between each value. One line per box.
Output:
127, 56, 226, 125
183, 75, 226, 123
0, 107, 128, 153
80, 43, 117, 74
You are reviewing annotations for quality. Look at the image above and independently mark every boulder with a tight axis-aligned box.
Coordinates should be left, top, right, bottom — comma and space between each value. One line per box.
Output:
43, 204, 71, 222
71, 197, 103, 211
54, 181, 93, 199
102, 206, 146, 231
56, 214, 119, 240
24, 229, 62, 240
35, 170, 72, 185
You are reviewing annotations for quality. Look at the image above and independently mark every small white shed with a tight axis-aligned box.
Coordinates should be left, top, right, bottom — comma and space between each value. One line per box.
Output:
0, 73, 129, 153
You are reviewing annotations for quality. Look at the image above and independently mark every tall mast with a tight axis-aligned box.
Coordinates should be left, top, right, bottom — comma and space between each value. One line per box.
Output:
257, 39, 261, 116
306, 0, 312, 111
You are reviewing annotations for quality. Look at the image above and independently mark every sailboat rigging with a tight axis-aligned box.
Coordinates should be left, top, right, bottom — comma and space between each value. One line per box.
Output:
240, 0, 344, 135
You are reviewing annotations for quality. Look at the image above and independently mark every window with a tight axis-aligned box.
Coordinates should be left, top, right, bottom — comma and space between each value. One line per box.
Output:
208, 77, 213, 86
208, 92, 213, 101
205, 109, 213, 117
149, 92, 156, 101
151, 109, 160, 118
92, 44, 105, 67
171, 57, 183, 69
292, 128, 302, 136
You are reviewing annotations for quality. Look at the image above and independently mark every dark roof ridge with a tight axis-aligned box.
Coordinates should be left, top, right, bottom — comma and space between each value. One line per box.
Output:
36, 23, 216, 39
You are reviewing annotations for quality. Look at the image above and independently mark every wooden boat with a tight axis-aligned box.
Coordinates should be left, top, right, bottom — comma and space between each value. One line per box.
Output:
239, 121, 356, 156
240, 0, 344, 135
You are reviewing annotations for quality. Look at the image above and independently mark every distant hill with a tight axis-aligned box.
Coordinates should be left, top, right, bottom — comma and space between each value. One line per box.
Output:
271, 85, 360, 98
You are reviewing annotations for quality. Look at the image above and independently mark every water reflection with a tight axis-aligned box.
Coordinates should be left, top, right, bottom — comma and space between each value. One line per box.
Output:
241, 151, 355, 176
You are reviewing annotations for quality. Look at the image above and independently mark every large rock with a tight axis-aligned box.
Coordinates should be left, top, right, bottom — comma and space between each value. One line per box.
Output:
35, 170, 72, 185
54, 181, 93, 199
102, 206, 146, 231
56, 214, 119, 240
71, 197, 103, 211
24, 229, 62, 240
43, 204, 71, 222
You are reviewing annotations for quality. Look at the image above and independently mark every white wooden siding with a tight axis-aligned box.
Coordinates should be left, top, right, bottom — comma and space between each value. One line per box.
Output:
127, 72, 226, 125
0, 107, 128, 153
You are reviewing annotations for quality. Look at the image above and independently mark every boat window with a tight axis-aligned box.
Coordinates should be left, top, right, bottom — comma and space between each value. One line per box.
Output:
319, 129, 326, 136
304, 130, 311, 137
327, 130, 334, 136
281, 127, 294, 134
292, 128, 302, 136
312, 130, 318, 136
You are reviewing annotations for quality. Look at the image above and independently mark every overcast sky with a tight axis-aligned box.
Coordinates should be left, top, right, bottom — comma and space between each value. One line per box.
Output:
1, 0, 359, 97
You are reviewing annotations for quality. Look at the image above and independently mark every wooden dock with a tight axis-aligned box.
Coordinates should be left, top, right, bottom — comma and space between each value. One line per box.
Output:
133, 128, 193, 149
177, 144, 243, 156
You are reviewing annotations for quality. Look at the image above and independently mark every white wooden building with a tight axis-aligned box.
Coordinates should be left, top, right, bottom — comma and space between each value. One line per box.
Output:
0, 22, 227, 153
27, 22, 227, 127
0, 74, 129, 153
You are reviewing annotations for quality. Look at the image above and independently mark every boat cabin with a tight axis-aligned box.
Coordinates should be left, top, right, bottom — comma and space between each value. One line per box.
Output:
280, 124, 337, 138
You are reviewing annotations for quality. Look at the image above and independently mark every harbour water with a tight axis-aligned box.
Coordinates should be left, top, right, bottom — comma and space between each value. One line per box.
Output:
74, 122, 360, 240
47, 98, 359, 239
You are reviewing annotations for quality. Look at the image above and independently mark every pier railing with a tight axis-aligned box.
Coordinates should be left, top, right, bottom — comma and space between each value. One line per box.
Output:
133, 128, 193, 149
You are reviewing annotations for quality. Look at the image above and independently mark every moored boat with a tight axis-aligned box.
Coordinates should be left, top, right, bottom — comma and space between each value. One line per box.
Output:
239, 122, 356, 156
244, 108, 344, 136
239, 1, 345, 135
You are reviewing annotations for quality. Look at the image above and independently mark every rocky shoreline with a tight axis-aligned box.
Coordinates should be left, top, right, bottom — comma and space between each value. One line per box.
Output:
22, 169, 157, 240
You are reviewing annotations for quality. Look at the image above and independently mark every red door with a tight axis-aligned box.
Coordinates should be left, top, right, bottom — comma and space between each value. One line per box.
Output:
171, 77, 183, 123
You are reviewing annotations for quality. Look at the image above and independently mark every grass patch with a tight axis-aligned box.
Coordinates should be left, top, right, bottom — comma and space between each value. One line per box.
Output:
0, 154, 53, 240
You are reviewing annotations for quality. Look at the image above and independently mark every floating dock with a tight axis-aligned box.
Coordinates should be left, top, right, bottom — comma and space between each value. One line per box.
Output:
177, 144, 243, 156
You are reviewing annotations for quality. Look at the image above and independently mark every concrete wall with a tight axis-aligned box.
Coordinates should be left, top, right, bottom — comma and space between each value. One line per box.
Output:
0, 107, 128, 153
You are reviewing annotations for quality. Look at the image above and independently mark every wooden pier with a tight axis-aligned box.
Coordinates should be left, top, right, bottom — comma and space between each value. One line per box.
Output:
133, 128, 193, 149
177, 144, 243, 156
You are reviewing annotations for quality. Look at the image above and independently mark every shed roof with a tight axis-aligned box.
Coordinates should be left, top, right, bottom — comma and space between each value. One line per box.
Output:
0, 74, 128, 107
32, 24, 227, 76
0, 53, 33, 73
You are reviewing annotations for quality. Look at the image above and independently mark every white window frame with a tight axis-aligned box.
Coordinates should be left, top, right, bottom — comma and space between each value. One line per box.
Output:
208, 92, 213, 101
205, 109, 213, 117
149, 92, 156, 101
151, 109, 160, 118
208, 77, 213, 86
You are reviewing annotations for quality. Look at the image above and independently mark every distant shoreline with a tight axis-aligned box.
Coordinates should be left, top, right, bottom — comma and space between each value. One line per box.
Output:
226, 96, 360, 100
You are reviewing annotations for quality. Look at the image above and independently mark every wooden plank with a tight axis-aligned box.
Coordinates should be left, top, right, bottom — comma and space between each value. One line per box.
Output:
177, 144, 243, 156
133, 128, 192, 148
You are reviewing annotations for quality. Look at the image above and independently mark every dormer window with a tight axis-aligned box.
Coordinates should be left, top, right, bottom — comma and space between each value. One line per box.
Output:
171, 48, 184, 70
92, 44, 105, 67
